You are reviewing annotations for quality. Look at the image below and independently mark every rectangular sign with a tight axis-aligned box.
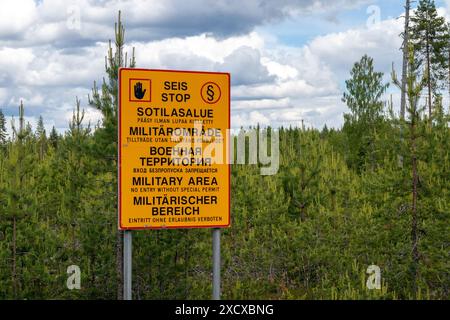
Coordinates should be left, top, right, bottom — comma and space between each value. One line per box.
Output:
118, 68, 230, 230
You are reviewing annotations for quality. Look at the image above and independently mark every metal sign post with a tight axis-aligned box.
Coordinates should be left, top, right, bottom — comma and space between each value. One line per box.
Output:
123, 230, 132, 300
212, 228, 221, 300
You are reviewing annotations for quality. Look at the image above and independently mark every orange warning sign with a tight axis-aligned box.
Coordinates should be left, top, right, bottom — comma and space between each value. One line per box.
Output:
118, 68, 230, 230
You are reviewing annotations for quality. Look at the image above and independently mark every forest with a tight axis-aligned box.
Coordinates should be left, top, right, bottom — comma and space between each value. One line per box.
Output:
0, 0, 448, 300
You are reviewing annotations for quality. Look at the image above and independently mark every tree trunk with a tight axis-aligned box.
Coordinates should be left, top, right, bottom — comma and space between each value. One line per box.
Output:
12, 216, 17, 299
410, 115, 420, 293
426, 30, 433, 121
400, 0, 410, 120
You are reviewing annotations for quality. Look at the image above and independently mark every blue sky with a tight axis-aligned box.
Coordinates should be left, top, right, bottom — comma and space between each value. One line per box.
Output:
0, 0, 449, 133
260, 0, 447, 46
257, 1, 389, 45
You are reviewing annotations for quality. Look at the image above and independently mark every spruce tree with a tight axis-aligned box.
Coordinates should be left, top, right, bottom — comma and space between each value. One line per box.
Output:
36, 116, 47, 160
36, 116, 45, 137
49, 126, 59, 149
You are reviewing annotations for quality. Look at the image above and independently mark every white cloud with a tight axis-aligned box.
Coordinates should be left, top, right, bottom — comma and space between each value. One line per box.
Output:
132, 32, 264, 66
261, 58, 298, 80
0, 0, 414, 133
0, 0, 37, 37
0, 48, 35, 86
232, 110, 270, 128
308, 17, 403, 77
0, 0, 370, 48
217, 46, 274, 85
228, 15, 404, 128
233, 98, 292, 111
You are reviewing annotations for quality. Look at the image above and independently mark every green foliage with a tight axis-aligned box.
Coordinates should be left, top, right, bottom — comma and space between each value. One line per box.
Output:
0, 100, 448, 299
342, 55, 389, 171
343, 55, 389, 123
410, 0, 448, 87
410, 0, 449, 117
0, 9, 448, 301
49, 126, 59, 149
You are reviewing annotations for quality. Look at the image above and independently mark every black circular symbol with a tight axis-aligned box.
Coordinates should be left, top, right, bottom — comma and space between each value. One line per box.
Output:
201, 82, 221, 104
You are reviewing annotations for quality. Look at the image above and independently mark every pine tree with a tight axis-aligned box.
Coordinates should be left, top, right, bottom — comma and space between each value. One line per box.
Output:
393, 44, 428, 295
5, 101, 35, 298
88, 10, 135, 300
410, 0, 449, 120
